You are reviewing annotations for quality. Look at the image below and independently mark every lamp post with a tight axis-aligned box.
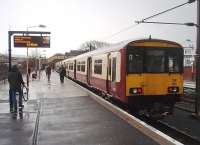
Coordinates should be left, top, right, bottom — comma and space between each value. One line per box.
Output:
26, 24, 46, 87
38, 50, 46, 80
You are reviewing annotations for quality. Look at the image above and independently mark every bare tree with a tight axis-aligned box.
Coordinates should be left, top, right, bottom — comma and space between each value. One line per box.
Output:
79, 40, 111, 51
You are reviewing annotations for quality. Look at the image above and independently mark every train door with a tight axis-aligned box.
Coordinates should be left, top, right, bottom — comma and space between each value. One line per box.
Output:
109, 52, 120, 98
74, 60, 76, 79
87, 57, 92, 85
106, 54, 111, 93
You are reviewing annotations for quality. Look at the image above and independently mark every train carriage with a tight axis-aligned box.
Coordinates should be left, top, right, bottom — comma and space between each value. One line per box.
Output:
124, 39, 183, 116
90, 53, 109, 92
58, 38, 183, 118
76, 57, 87, 84
63, 57, 76, 79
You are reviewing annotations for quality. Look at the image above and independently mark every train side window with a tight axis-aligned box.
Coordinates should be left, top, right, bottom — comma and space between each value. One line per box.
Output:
81, 61, 85, 72
66, 63, 68, 69
94, 59, 102, 74
128, 50, 143, 73
168, 51, 180, 73
69, 63, 73, 70
109, 59, 111, 76
145, 50, 165, 73
112, 57, 116, 82
77, 62, 80, 71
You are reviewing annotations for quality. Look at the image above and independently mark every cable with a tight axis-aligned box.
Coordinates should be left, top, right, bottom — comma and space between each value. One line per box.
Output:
136, 21, 190, 26
103, 0, 196, 41
138, 0, 196, 23
103, 23, 139, 40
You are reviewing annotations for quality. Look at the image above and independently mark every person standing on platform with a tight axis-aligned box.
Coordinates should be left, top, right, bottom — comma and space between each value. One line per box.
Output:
45, 65, 51, 81
8, 65, 25, 115
28, 67, 31, 78
59, 65, 66, 83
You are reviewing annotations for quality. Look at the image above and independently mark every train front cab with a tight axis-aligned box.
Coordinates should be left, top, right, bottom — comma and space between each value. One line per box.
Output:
125, 40, 184, 116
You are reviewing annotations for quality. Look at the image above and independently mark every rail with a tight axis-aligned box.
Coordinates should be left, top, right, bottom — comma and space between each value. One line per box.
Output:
137, 118, 200, 145
156, 120, 200, 145
175, 83, 196, 112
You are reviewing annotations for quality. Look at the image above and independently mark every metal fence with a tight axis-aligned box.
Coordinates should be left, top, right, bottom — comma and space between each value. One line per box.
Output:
0, 61, 35, 84
0, 63, 8, 81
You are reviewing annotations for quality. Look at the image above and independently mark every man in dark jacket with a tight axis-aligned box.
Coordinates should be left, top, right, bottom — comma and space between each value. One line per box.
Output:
45, 65, 51, 81
59, 65, 66, 83
8, 65, 25, 114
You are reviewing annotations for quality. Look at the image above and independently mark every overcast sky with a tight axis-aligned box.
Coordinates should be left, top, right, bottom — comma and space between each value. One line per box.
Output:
0, 0, 197, 57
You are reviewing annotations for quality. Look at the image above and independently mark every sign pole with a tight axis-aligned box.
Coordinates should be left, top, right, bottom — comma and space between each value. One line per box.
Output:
39, 56, 41, 80
26, 28, 29, 87
8, 31, 12, 71
26, 47, 29, 87
195, 0, 200, 117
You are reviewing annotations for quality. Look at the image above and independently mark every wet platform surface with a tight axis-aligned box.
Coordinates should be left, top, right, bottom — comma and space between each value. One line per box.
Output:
0, 72, 159, 145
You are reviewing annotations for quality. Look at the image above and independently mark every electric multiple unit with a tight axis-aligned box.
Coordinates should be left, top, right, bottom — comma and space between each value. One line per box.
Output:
56, 38, 183, 118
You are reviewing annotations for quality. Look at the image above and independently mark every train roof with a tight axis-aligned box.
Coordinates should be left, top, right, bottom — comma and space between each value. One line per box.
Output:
63, 38, 183, 61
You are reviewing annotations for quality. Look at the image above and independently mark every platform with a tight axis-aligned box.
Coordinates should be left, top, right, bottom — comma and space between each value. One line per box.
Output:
0, 72, 177, 145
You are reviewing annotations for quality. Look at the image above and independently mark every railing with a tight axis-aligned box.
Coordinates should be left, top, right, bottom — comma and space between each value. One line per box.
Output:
0, 63, 28, 84
0, 64, 8, 83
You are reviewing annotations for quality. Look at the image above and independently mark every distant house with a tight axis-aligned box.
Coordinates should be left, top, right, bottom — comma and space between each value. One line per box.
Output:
65, 50, 87, 58
48, 53, 66, 63
184, 47, 196, 67
47, 53, 66, 68
183, 47, 196, 81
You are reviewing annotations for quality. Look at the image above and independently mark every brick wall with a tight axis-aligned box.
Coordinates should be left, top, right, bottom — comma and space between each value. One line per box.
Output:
183, 66, 196, 81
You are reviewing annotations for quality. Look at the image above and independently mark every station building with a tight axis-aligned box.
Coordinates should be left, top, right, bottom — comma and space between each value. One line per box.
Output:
47, 53, 66, 69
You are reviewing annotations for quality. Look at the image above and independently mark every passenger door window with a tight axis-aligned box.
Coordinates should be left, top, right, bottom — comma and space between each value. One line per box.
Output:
127, 49, 143, 73
145, 50, 165, 73
94, 59, 102, 74
168, 50, 181, 73
112, 57, 116, 82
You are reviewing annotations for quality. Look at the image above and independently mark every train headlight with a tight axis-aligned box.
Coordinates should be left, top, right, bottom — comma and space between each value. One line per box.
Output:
129, 88, 143, 94
168, 87, 179, 93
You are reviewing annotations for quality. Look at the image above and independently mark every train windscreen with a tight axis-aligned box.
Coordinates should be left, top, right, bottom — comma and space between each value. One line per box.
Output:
127, 47, 183, 73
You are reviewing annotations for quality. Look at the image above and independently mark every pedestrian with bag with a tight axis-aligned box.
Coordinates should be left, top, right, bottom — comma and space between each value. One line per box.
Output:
59, 65, 66, 83
45, 65, 51, 81
8, 65, 25, 117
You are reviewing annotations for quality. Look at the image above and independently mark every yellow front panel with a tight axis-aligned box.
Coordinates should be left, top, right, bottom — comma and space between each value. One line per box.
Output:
126, 74, 183, 96
129, 41, 181, 48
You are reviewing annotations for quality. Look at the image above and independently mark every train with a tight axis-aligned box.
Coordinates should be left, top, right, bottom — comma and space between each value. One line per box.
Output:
56, 38, 184, 118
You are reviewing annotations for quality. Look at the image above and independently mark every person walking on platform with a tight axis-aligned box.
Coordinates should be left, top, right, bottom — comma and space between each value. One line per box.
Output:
28, 67, 31, 78
59, 65, 66, 83
8, 65, 25, 115
45, 65, 51, 81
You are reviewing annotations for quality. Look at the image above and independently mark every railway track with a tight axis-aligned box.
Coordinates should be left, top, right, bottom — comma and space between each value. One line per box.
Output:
175, 86, 196, 112
149, 119, 200, 145
136, 113, 200, 145
67, 76, 200, 145
184, 87, 196, 101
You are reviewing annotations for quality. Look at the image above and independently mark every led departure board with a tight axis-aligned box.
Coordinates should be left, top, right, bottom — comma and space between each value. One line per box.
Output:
14, 36, 50, 48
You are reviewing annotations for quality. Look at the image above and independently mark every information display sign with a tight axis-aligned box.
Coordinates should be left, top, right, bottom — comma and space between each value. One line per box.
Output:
14, 36, 50, 48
